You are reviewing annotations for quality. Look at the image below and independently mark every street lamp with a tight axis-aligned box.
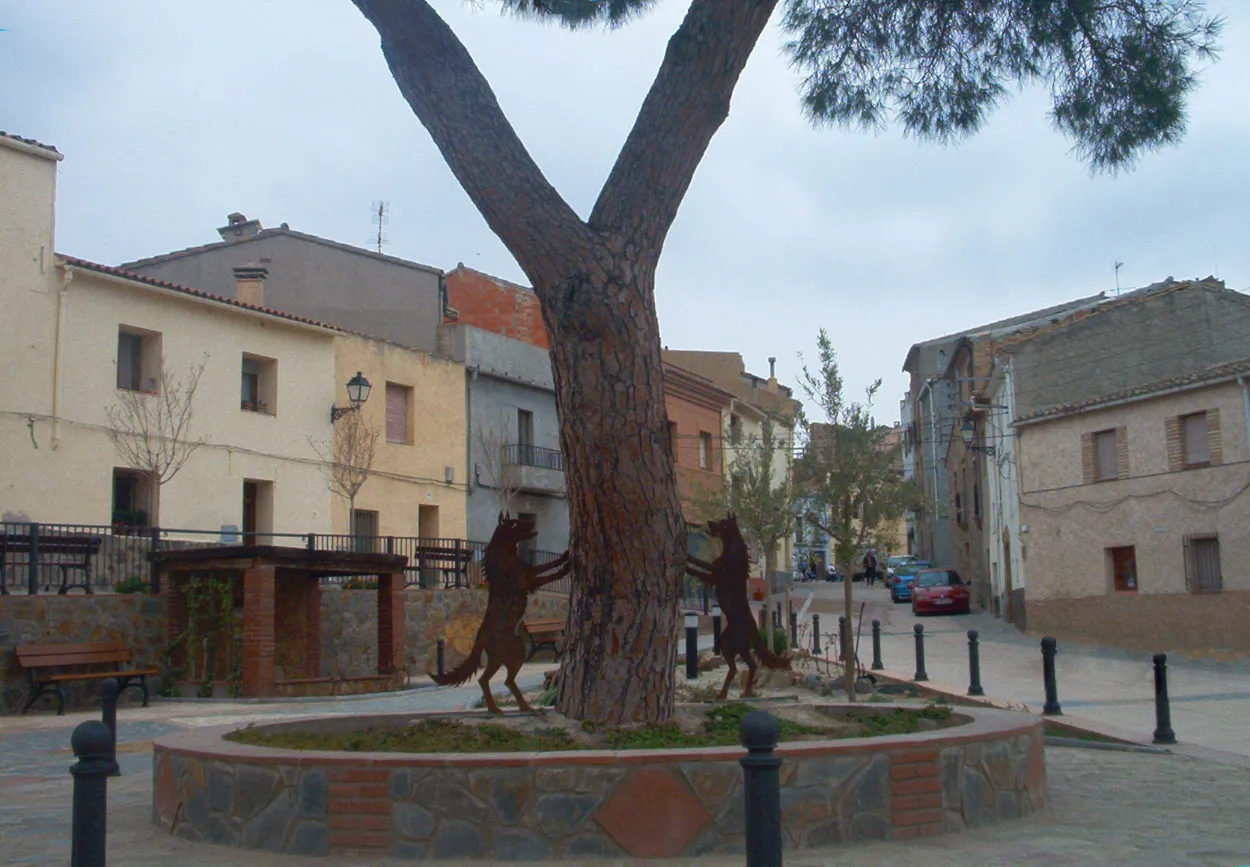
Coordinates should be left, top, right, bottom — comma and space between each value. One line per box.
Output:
331, 371, 372, 423
959, 419, 996, 456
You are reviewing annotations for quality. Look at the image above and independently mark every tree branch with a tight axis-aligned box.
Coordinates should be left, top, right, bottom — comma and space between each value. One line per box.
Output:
350, 0, 592, 277
591, 0, 779, 259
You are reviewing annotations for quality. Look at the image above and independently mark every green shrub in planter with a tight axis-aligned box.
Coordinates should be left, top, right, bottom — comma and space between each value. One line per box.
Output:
114, 576, 150, 594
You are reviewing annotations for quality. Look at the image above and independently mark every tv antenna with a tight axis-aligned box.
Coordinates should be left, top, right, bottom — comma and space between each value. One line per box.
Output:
1113, 260, 1124, 294
371, 200, 389, 253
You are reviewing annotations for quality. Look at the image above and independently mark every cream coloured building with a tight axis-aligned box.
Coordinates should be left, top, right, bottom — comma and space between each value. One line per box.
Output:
1, 132, 339, 535
1, 132, 468, 545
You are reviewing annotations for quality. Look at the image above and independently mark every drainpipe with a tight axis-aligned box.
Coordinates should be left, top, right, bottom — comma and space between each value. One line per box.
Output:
51, 264, 73, 450
1238, 376, 1250, 456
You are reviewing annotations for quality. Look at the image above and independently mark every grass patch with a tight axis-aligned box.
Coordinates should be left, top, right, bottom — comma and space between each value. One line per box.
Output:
228, 719, 579, 753
228, 704, 957, 754
1043, 719, 1126, 744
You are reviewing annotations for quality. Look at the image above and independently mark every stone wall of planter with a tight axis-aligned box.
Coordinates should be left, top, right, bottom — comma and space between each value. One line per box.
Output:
152, 704, 1044, 859
0, 594, 166, 714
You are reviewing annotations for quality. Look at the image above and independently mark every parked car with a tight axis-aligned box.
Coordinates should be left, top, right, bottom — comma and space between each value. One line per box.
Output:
889, 561, 931, 603
885, 555, 919, 586
911, 568, 972, 615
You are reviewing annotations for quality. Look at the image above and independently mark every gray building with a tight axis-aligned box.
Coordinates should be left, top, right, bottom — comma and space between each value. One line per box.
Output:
121, 213, 445, 353
436, 323, 569, 554
902, 293, 1105, 570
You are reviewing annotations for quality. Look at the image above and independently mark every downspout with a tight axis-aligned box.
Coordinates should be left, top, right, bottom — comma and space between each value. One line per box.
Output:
1238, 376, 1250, 455
51, 263, 73, 450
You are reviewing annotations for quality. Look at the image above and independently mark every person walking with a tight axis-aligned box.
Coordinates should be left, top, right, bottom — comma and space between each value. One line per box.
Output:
863, 550, 878, 587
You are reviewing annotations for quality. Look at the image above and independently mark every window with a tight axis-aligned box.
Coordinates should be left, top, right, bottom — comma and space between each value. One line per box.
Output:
418, 504, 440, 539
729, 413, 742, 443
239, 354, 277, 413
1184, 535, 1222, 593
916, 569, 963, 587
111, 469, 152, 527
116, 327, 161, 392
1094, 430, 1118, 481
242, 480, 274, 543
1168, 410, 1221, 471
385, 383, 412, 444
1182, 412, 1210, 467
1109, 546, 1137, 593
699, 432, 712, 469
351, 509, 380, 551
954, 491, 964, 525
973, 484, 981, 523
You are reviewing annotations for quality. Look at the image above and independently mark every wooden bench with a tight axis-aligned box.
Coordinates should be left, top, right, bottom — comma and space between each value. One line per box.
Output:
1, 531, 103, 595
523, 617, 566, 661
405, 544, 476, 589
15, 641, 159, 715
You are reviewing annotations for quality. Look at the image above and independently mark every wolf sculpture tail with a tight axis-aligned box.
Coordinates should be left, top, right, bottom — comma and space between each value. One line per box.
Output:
748, 623, 792, 670
429, 643, 483, 686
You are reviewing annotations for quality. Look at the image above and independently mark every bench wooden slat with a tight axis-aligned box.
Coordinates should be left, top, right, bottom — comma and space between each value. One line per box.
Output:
19, 651, 132, 668
46, 668, 159, 683
17, 641, 128, 656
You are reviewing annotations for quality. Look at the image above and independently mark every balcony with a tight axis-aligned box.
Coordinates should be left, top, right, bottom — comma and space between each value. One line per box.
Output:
502, 444, 566, 496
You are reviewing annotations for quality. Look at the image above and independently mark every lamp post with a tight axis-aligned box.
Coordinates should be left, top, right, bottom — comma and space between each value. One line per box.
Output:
959, 419, 996, 456
330, 371, 373, 423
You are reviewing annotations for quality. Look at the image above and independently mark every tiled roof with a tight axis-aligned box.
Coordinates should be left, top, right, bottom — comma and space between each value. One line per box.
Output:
0, 131, 62, 155
121, 226, 443, 276
1016, 357, 1250, 425
59, 256, 342, 333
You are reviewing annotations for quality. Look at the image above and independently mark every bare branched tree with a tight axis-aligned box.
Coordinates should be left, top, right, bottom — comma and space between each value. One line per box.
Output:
105, 356, 208, 521
474, 420, 519, 517
310, 407, 380, 535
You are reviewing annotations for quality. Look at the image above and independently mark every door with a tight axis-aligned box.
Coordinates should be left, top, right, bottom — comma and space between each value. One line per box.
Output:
352, 509, 379, 552
1003, 536, 1014, 624
517, 410, 534, 465
518, 511, 538, 564
242, 481, 258, 542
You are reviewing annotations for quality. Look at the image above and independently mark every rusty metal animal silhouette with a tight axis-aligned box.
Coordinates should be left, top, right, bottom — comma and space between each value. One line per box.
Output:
430, 513, 570, 713
687, 513, 791, 699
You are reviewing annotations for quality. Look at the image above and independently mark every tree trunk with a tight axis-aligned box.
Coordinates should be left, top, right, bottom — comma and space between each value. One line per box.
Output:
540, 262, 688, 724
843, 553, 856, 701
349, 0, 779, 722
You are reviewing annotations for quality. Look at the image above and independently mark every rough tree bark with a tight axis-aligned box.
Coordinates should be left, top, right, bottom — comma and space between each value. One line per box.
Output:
351, 0, 778, 722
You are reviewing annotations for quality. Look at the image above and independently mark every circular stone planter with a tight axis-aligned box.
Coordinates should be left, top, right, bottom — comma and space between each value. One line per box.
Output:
152, 704, 1044, 860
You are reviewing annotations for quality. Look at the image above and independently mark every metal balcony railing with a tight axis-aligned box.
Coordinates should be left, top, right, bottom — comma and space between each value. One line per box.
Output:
503, 444, 565, 471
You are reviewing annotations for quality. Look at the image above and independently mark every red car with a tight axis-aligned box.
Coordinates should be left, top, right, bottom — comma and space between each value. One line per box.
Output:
911, 568, 971, 615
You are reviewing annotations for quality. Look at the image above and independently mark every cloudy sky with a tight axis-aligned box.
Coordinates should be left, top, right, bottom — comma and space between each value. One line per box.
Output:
3, 1, 1247, 423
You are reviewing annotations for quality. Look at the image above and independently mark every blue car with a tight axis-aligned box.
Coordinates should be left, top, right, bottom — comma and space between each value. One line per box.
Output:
890, 561, 932, 603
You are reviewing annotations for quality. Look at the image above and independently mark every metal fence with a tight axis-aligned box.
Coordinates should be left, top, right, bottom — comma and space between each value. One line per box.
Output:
0, 522, 568, 596
502, 443, 565, 471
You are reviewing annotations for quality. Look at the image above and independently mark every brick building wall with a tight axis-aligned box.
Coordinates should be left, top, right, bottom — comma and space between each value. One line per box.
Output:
445, 265, 550, 350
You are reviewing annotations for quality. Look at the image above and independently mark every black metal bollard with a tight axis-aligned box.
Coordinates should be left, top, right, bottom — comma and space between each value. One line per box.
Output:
838, 616, 846, 660
436, 638, 446, 677
913, 624, 928, 682
740, 710, 783, 867
871, 619, 883, 670
967, 630, 984, 697
712, 605, 722, 656
685, 614, 699, 680
100, 678, 120, 776
70, 721, 112, 867
789, 611, 798, 648
758, 606, 766, 631
811, 614, 821, 656
1041, 636, 1062, 715
1152, 653, 1176, 745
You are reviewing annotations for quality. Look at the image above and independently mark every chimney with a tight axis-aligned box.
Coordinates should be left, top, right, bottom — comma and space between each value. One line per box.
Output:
767, 356, 778, 390
217, 212, 264, 241
233, 265, 268, 307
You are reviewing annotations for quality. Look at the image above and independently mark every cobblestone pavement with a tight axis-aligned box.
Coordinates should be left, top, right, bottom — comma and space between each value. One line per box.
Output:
3, 746, 1248, 866
792, 581, 1250, 757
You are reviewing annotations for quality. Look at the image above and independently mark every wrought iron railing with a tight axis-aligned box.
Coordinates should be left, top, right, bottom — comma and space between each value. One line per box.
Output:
502, 443, 565, 471
0, 521, 570, 596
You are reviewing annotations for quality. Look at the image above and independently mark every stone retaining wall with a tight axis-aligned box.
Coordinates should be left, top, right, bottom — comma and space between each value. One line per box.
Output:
1, 588, 568, 714
152, 705, 1044, 859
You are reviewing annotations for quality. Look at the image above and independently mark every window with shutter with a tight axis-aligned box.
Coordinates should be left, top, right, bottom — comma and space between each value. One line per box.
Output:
1182, 412, 1210, 467
385, 383, 410, 444
1094, 430, 1118, 481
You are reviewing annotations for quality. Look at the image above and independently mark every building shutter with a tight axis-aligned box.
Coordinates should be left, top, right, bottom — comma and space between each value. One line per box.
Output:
1080, 432, 1096, 485
1115, 426, 1129, 479
1207, 407, 1222, 466
385, 384, 408, 444
1165, 416, 1184, 472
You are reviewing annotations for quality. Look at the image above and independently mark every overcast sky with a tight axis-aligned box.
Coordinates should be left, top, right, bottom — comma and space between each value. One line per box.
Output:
3, 1, 1247, 424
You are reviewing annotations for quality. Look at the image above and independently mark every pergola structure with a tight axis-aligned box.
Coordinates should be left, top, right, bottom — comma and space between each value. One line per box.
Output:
151, 546, 408, 698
